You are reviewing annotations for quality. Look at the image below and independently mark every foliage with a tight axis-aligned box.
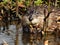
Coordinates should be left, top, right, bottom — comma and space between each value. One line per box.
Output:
25, 0, 30, 7
34, 0, 43, 6
0, 0, 60, 15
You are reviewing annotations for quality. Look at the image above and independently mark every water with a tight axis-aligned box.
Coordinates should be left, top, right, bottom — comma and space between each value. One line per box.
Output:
0, 21, 60, 45
22, 33, 44, 45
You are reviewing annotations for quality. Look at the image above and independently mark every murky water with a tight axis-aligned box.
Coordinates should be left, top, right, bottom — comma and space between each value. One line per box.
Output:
0, 21, 60, 45
21, 33, 60, 45
22, 33, 43, 45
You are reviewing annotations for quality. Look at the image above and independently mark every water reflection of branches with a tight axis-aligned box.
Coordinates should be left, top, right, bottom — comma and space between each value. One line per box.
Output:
22, 33, 43, 45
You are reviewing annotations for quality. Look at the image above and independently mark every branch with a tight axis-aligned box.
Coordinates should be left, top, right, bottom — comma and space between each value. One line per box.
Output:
44, 11, 53, 21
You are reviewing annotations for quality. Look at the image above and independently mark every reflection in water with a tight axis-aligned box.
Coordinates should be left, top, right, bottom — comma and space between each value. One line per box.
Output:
22, 33, 60, 45
44, 40, 48, 45
0, 21, 60, 45
22, 33, 44, 45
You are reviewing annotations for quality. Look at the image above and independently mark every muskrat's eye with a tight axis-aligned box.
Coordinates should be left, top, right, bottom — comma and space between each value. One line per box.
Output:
36, 12, 39, 14
29, 16, 33, 21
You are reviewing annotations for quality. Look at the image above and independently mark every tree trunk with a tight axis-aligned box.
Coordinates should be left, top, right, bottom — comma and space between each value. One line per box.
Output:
55, 0, 57, 7
15, 25, 19, 45
15, 0, 19, 45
